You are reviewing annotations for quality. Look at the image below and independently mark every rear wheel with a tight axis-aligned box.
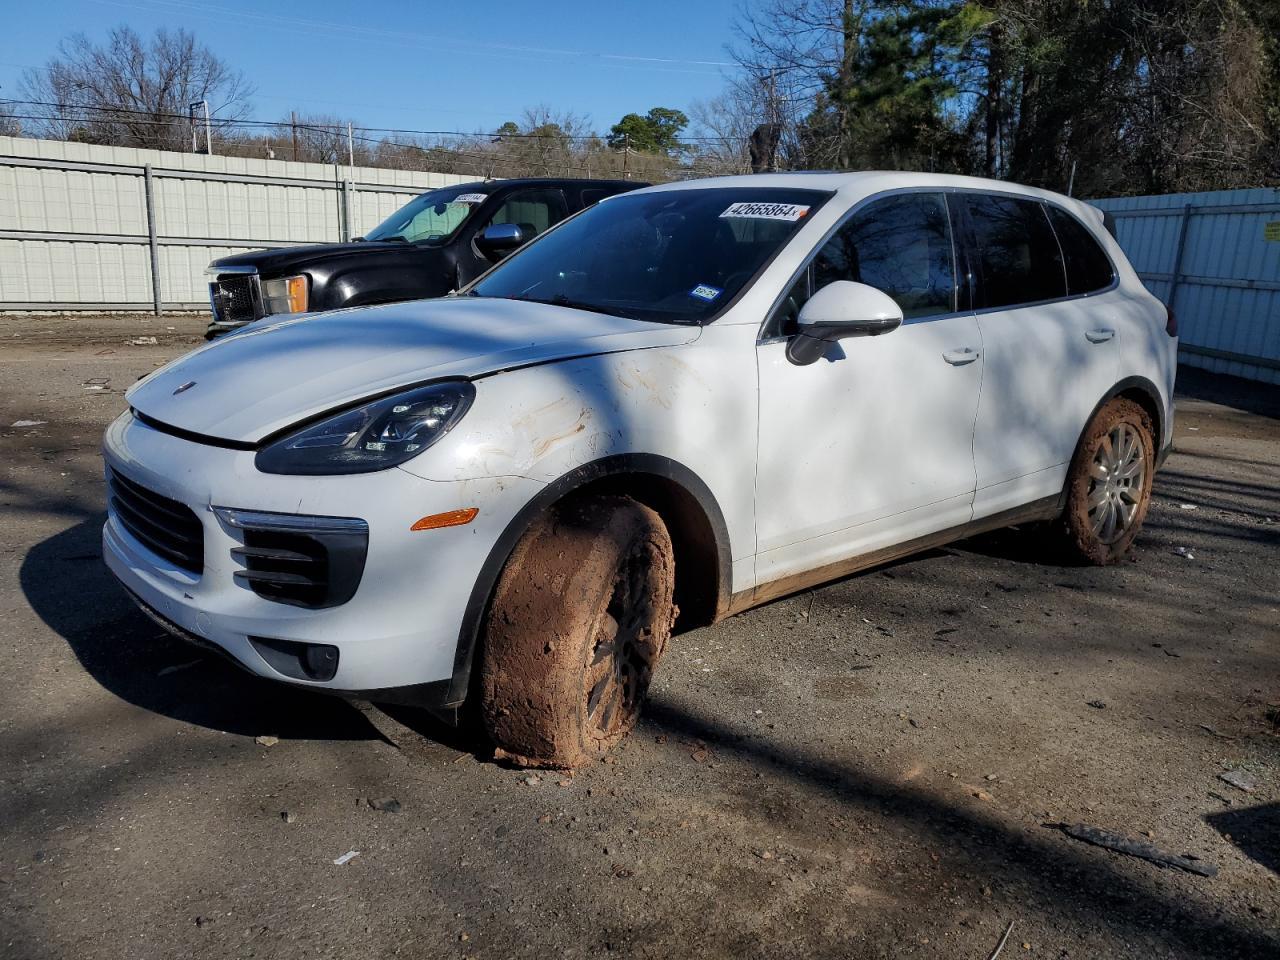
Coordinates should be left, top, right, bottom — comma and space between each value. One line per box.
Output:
1055, 398, 1155, 564
479, 496, 676, 769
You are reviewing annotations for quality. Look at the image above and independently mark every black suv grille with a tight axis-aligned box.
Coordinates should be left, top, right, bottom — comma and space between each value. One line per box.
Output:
210, 274, 260, 324
108, 469, 205, 575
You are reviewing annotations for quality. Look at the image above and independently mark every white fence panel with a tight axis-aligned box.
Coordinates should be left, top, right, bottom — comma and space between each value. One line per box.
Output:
0, 135, 469, 311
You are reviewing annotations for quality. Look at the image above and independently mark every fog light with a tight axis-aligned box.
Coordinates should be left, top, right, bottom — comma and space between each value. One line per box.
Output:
250, 636, 340, 682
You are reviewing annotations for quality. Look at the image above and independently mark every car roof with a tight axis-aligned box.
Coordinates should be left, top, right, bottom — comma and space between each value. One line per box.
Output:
444, 177, 641, 191
636, 171, 1090, 215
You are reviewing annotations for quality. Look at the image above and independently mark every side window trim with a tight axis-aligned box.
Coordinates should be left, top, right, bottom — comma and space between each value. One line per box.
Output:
760, 186, 1124, 343
947, 193, 978, 313
1040, 200, 1071, 298
759, 187, 963, 342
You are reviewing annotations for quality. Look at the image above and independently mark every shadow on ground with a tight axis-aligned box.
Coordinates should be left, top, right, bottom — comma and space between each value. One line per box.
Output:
1206, 803, 1280, 875
643, 700, 1280, 958
20, 513, 378, 741
1177, 367, 1280, 420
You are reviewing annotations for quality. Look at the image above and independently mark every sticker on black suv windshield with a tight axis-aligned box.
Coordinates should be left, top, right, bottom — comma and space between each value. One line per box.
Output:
453, 193, 488, 204
720, 202, 810, 222
689, 284, 723, 302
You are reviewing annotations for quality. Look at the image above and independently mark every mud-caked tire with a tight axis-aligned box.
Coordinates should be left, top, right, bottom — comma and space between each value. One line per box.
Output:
479, 495, 677, 769
1051, 397, 1156, 565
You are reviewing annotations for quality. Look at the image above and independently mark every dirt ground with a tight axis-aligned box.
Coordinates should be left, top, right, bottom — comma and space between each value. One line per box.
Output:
1, 313, 1277, 960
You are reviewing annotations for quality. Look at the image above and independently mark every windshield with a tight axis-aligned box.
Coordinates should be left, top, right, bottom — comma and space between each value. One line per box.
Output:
363, 185, 491, 243
469, 187, 830, 324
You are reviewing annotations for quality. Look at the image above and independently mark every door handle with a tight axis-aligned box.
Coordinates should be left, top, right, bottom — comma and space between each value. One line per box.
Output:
1085, 328, 1116, 343
942, 347, 980, 366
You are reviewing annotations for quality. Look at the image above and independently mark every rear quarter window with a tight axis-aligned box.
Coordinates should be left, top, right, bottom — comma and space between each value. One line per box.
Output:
1046, 206, 1116, 294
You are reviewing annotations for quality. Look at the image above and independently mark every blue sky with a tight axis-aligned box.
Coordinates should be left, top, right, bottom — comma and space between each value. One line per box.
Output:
0, 0, 742, 135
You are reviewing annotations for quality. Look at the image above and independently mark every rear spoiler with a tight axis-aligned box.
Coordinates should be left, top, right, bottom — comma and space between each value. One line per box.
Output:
1082, 202, 1118, 238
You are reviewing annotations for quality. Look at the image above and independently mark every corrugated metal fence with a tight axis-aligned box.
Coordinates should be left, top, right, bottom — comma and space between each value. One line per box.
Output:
1092, 188, 1280, 385
0, 135, 468, 312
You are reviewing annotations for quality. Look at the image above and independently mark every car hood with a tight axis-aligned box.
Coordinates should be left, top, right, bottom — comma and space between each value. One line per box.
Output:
210, 240, 426, 276
127, 297, 700, 444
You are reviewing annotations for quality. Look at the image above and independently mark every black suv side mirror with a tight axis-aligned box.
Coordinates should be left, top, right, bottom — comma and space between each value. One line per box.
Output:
477, 223, 525, 260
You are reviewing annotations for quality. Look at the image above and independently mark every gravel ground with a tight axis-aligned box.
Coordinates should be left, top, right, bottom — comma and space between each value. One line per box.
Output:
1, 313, 1277, 959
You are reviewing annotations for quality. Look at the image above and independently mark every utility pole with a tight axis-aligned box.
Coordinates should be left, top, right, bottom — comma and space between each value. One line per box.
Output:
189, 100, 212, 154
622, 134, 630, 180
291, 111, 299, 162
762, 70, 773, 171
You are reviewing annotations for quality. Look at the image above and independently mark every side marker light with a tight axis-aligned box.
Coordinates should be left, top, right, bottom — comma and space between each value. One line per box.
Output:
410, 508, 479, 531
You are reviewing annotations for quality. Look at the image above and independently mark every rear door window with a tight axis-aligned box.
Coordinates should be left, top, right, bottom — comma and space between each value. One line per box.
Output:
1046, 205, 1115, 295
964, 194, 1066, 308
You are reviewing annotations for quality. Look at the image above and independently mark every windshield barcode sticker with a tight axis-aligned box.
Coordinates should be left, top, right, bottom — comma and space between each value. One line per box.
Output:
689, 284, 723, 302
720, 202, 810, 222
454, 193, 489, 204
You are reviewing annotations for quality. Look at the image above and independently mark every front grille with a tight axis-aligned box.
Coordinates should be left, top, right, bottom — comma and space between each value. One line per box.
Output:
108, 468, 205, 575
209, 274, 261, 324
217, 509, 368, 609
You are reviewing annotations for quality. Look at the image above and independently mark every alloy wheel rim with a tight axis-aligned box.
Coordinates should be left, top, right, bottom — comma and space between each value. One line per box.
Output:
1087, 423, 1146, 544
585, 553, 652, 737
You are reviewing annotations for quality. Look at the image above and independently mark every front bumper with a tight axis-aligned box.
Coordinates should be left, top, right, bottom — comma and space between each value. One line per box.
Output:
102, 410, 543, 695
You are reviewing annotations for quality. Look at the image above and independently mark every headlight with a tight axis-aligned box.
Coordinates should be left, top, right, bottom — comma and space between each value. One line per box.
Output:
261, 274, 308, 315
256, 381, 475, 475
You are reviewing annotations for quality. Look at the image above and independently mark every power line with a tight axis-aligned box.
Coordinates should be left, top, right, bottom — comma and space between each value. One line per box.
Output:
0, 113, 733, 177
2, 99, 751, 143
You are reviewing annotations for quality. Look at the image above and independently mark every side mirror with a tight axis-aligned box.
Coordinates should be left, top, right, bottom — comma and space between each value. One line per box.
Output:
786, 280, 904, 366
476, 223, 525, 259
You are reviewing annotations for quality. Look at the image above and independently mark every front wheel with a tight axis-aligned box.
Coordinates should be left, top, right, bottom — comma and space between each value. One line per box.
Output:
1056, 397, 1155, 564
478, 496, 676, 769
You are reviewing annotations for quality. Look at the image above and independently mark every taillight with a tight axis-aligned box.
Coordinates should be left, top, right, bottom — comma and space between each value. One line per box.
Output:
1164, 303, 1178, 337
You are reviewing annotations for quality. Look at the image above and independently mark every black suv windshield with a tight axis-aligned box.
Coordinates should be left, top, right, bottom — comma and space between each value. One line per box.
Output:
469, 187, 829, 324
363, 185, 491, 243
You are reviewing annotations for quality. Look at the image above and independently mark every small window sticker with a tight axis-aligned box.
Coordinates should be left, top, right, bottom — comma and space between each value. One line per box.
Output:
720, 201, 810, 222
689, 284, 723, 302
453, 193, 489, 204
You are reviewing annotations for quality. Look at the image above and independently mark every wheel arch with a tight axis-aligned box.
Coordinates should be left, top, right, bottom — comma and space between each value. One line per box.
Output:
1083, 375, 1167, 456
444, 453, 733, 708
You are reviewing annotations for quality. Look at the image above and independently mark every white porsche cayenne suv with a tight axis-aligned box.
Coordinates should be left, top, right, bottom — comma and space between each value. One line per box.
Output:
102, 172, 1176, 767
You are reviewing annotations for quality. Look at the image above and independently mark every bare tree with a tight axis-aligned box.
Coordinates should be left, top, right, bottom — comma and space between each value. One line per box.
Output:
271, 114, 370, 165
688, 92, 755, 173
0, 102, 21, 138
731, 0, 872, 166
19, 26, 253, 150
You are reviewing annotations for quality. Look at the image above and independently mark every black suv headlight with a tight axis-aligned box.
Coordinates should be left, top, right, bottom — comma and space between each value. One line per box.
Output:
260, 274, 308, 315
256, 381, 475, 475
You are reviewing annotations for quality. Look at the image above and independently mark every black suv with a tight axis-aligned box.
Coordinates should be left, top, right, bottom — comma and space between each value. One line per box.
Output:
205, 177, 642, 337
